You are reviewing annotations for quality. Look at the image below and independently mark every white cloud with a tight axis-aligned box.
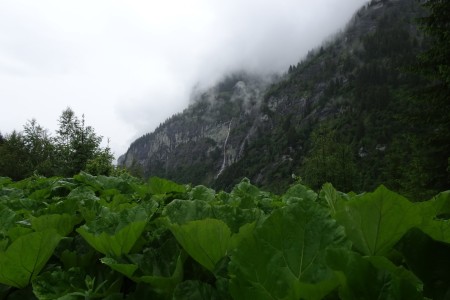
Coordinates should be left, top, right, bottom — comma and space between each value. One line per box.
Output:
0, 0, 368, 158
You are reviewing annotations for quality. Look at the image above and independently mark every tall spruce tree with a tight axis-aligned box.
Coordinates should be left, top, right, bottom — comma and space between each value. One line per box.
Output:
23, 119, 54, 176
54, 108, 103, 176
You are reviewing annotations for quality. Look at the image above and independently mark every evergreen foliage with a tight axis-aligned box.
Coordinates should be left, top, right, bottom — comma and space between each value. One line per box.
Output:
0, 108, 114, 179
407, 0, 450, 196
213, 0, 449, 199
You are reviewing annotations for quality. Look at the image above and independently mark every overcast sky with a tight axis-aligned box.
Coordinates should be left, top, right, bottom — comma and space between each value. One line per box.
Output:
0, 0, 368, 158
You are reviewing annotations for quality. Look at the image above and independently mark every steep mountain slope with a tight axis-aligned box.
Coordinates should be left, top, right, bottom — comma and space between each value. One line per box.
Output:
118, 72, 273, 185
120, 0, 445, 198
216, 0, 428, 193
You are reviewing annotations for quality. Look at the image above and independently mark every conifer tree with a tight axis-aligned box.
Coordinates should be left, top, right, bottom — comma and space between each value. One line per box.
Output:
54, 108, 103, 176
23, 119, 54, 176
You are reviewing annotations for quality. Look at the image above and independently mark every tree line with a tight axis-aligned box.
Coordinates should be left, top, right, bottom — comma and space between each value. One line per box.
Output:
0, 108, 115, 180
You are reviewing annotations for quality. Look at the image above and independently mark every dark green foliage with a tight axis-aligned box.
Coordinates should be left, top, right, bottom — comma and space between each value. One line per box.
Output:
406, 0, 450, 196
22, 120, 55, 177
397, 229, 450, 299
54, 108, 104, 176
84, 145, 115, 176
302, 126, 357, 192
0, 108, 114, 180
416, 0, 450, 87
213, 0, 448, 199
0, 174, 449, 299
0, 131, 32, 180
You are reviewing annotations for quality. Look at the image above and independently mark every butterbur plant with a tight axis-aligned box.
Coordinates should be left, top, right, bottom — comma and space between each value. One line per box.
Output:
0, 174, 448, 299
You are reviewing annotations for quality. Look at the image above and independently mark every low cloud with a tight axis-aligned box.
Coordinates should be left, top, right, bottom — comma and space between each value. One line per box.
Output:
0, 0, 368, 157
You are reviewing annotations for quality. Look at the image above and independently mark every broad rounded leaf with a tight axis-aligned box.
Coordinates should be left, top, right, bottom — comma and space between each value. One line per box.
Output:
229, 200, 347, 300
170, 218, 231, 272
334, 185, 422, 255
0, 230, 61, 288
31, 213, 80, 236
327, 249, 423, 300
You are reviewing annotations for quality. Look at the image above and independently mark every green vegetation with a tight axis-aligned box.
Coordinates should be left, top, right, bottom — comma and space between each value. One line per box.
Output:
0, 108, 115, 180
0, 174, 449, 299
215, 0, 449, 200
406, 0, 450, 198
1, 1, 449, 296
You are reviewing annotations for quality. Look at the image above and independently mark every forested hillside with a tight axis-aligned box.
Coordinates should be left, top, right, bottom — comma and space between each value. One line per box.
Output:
120, 0, 449, 200
216, 0, 435, 197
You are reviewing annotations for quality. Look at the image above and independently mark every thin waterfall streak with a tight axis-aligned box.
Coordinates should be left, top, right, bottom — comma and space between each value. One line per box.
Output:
216, 119, 232, 178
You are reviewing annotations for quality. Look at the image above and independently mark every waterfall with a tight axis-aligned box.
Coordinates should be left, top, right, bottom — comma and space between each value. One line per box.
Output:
216, 119, 232, 178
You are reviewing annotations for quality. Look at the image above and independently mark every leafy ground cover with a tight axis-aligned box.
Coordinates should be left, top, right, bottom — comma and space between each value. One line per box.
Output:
0, 173, 449, 299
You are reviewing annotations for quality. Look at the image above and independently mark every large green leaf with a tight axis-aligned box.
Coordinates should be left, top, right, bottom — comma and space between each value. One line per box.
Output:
327, 249, 423, 299
138, 253, 184, 295
67, 185, 99, 204
170, 218, 231, 272
94, 175, 135, 194
426, 190, 450, 218
189, 185, 216, 202
32, 267, 85, 300
0, 205, 17, 235
210, 205, 263, 233
173, 281, 223, 300
77, 220, 147, 257
414, 190, 450, 243
334, 185, 422, 255
33, 267, 123, 300
147, 177, 186, 195
73, 172, 103, 191
397, 228, 450, 299
31, 214, 80, 236
228, 222, 256, 252
0, 230, 61, 288
163, 199, 212, 224
102, 238, 184, 296
420, 219, 450, 244
283, 183, 318, 204
229, 200, 347, 300
77, 204, 155, 257
163, 198, 262, 233
101, 257, 139, 278
229, 178, 264, 208
319, 183, 348, 215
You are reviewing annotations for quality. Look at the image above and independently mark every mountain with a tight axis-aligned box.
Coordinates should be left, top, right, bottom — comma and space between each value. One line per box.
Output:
118, 72, 272, 185
119, 0, 448, 199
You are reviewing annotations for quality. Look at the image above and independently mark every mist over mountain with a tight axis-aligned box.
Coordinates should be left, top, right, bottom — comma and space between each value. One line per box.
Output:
118, 71, 271, 182
119, 0, 449, 199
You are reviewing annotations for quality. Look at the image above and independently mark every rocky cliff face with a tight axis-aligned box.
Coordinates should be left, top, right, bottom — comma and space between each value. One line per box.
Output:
119, 0, 427, 192
118, 72, 273, 185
